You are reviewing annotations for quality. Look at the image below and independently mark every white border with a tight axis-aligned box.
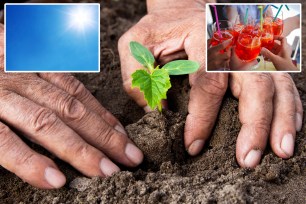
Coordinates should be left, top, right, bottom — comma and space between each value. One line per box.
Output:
206, 3, 302, 73
4, 3, 101, 73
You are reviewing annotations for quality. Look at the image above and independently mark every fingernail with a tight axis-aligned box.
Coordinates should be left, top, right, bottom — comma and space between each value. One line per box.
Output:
144, 106, 152, 113
114, 124, 127, 135
100, 158, 120, 177
188, 140, 205, 156
281, 134, 294, 157
296, 113, 302, 132
244, 149, 262, 168
125, 143, 144, 165
44, 167, 66, 188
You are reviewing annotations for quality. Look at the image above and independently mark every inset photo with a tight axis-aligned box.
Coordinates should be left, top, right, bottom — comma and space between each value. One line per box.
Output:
206, 3, 301, 72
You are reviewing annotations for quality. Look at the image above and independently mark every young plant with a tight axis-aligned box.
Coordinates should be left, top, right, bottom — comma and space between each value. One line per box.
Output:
129, 41, 200, 112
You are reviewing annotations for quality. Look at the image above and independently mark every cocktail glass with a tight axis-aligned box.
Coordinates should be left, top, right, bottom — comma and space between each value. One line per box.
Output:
264, 11, 283, 37
235, 33, 261, 63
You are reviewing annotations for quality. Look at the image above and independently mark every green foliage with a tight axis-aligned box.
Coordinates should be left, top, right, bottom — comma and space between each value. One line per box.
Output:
129, 41, 155, 71
132, 69, 171, 112
130, 41, 200, 111
163, 60, 200, 75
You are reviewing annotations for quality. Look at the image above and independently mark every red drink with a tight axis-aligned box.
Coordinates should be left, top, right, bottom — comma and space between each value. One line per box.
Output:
235, 34, 261, 61
263, 16, 283, 36
210, 30, 233, 53
272, 18, 283, 36
241, 25, 254, 35
231, 24, 244, 43
261, 32, 274, 50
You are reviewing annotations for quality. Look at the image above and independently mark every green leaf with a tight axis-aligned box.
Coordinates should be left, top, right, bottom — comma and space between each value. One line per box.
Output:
131, 68, 171, 111
129, 41, 155, 70
163, 60, 200, 75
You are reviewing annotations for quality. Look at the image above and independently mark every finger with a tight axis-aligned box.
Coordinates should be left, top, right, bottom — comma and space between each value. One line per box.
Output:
184, 27, 228, 156
230, 73, 274, 168
11, 75, 143, 167
0, 90, 120, 177
261, 47, 278, 62
270, 74, 297, 158
210, 39, 232, 52
0, 121, 66, 189
38, 73, 126, 133
158, 50, 188, 65
118, 30, 149, 109
209, 53, 231, 70
293, 85, 303, 132
275, 36, 284, 41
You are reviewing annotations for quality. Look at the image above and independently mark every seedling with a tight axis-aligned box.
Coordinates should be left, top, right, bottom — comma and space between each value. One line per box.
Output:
129, 41, 200, 112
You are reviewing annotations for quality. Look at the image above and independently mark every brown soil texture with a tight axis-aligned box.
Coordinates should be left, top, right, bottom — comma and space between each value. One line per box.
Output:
0, 0, 305, 203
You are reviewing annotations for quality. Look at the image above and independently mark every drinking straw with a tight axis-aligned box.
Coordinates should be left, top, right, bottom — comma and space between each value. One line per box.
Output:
271, 5, 279, 9
273, 5, 283, 21
244, 7, 249, 25
285, 5, 290, 11
258, 6, 263, 30
212, 5, 221, 38
263, 5, 269, 13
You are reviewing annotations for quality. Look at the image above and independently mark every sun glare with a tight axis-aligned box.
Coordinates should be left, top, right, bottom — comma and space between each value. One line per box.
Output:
68, 6, 95, 32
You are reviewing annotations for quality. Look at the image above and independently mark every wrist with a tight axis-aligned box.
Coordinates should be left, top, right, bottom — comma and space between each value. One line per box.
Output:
147, 0, 214, 13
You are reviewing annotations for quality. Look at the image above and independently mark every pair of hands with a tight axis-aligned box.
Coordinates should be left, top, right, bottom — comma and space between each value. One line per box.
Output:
118, 1, 302, 169
208, 34, 297, 71
0, 1, 303, 190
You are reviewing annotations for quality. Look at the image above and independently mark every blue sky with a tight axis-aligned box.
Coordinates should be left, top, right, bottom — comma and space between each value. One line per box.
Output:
5, 4, 100, 72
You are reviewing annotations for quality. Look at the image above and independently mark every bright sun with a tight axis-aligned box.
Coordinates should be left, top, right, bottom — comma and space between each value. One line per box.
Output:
68, 6, 95, 31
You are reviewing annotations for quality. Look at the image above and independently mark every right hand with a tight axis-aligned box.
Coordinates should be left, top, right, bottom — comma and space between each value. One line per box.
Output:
260, 36, 298, 71
0, 24, 143, 189
207, 39, 232, 70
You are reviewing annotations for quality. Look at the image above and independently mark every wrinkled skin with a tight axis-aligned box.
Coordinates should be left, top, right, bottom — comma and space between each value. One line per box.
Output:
118, 1, 303, 168
0, 24, 143, 189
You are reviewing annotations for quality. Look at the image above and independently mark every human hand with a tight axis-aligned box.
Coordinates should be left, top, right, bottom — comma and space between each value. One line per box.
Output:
229, 47, 258, 71
260, 36, 298, 71
207, 39, 232, 70
118, 0, 228, 156
0, 25, 143, 189
230, 73, 303, 167
118, 0, 303, 168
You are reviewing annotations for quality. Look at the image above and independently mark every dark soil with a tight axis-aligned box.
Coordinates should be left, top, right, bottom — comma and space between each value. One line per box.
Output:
0, 0, 305, 203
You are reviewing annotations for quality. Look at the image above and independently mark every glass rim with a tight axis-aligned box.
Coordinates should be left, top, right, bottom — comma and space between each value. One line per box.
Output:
212, 30, 233, 42
237, 34, 261, 48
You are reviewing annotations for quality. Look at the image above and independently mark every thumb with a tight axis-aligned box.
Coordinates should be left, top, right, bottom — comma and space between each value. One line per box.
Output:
211, 39, 232, 52
261, 47, 278, 62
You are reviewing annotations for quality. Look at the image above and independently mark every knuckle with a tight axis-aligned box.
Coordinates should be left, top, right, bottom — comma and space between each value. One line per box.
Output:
15, 151, 36, 167
253, 73, 273, 89
118, 32, 129, 49
246, 118, 270, 138
195, 73, 227, 97
32, 108, 59, 133
71, 141, 93, 161
95, 125, 115, 148
274, 73, 294, 92
60, 96, 86, 122
64, 75, 87, 97
0, 124, 14, 150
253, 120, 270, 138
